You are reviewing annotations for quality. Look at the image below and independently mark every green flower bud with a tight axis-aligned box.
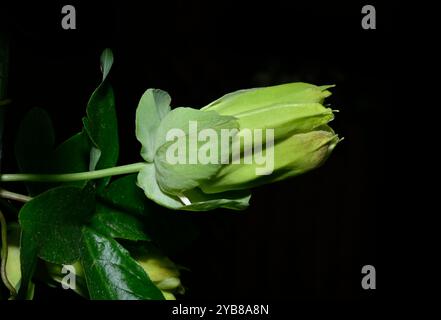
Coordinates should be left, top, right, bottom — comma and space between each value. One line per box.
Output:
133, 246, 185, 300
201, 126, 338, 193
135, 83, 339, 211
200, 82, 340, 193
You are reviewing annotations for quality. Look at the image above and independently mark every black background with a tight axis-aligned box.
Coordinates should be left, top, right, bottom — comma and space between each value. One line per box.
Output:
0, 0, 386, 300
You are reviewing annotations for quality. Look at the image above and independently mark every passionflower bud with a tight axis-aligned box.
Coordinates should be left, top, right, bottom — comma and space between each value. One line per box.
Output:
132, 246, 185, 300
199, 83, 339, 193
201, 127, 338, 193
135, 83, 339, 211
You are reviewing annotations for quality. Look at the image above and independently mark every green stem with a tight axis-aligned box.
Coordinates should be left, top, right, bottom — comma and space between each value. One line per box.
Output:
0, 189, 32, 202
0, 209, 17, 297
0, 162, 148, 183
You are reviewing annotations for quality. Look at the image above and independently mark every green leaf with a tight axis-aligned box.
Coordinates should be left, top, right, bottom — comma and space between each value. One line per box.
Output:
98, 175, 199, 253
97, 174, 147, 216
14, 108, 55, 195
19, 185, 95, 264
90, 203, 150, 241
51, 131, 91, 187
153, 107, 239, 195
137, 164, 250, 211
80, 227, 164, 300
15, 110, 92, 192
135, 88, 171, 162
83, 49, 119, 187
100, 48, 114, 81
83, 83, 118, 173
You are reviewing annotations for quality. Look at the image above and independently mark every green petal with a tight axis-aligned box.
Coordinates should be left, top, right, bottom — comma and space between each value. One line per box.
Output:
153, 107, 238, 195
234, 102, 334, 140
201, 127, 340, 193
202, 82, 333, 115
135, 89, 172, 162
137, 164, 183, 210
136, 164, 250, 211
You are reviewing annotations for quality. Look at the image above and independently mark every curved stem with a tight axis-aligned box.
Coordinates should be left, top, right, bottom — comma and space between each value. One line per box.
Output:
0, 189, 32, 202
0, 209, 17, 297
0, 162, 148, 183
